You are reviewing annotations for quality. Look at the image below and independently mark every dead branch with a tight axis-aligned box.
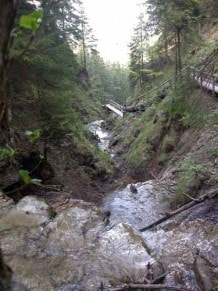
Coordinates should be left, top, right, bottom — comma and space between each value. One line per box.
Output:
150, 171, 158, 180
151, 271, 169, 284
139, 191, 217, 232
182, 192, 201, 202
37, 184, 63, 191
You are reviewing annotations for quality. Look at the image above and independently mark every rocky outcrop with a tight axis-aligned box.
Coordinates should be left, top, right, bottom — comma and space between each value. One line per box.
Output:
102, 181, 218, 290
0, 194, 154, 290
0, 178, 217, 290
0, 248, 27, 291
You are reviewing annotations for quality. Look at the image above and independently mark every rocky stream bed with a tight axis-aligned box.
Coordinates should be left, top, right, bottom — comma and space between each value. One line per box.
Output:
0, 120, 217, 290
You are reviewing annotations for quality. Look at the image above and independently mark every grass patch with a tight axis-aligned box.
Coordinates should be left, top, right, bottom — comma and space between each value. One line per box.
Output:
95, 150, 114, 176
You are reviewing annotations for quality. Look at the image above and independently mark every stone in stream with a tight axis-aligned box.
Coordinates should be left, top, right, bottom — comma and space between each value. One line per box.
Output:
130, 183, 138, 193
101, 180, 218, 290
0, 180, 217, 290
0, 248, 27, 291
0, 196, 155, 290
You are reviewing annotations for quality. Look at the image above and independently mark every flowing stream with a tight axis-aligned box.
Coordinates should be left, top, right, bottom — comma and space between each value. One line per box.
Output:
87, 120, 218, 290
87, 120, 112, 151
0, 121, 217, 290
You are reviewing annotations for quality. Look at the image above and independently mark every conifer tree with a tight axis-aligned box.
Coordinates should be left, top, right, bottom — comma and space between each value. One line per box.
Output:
129, 12, 148, 90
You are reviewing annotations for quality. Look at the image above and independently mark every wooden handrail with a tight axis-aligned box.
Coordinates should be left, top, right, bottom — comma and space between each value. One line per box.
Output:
126, 66, 217, 107
126, 67, 189, 107
105, 65, 217, 116
108, 100, 124, 111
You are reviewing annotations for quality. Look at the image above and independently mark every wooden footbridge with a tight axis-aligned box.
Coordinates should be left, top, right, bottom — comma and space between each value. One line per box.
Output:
105, 100, 124, 117
105, 66, 218, 117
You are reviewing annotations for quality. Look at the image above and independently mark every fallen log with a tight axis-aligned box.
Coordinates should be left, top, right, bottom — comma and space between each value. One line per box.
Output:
139, 191, 217, 232
107, 283, 194, 291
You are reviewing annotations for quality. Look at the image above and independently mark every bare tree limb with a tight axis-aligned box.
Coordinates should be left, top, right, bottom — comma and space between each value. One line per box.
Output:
139, 191, 217, 232
182, 192, 201, 202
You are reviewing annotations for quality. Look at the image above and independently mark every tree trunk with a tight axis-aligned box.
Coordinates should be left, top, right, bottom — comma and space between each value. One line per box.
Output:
140, 21, 144, 87
163, 25, 169, 63
174, 33, 178, 87
82, 19, 87, 71
0, 0, 19, 124
177, 28, 182, 77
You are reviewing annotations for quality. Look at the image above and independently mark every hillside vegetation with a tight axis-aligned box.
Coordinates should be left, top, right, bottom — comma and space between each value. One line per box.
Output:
110, 34, 217, 210
0, 0, 217, 206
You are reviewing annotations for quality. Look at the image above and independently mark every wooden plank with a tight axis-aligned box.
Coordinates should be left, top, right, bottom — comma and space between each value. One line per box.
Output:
192, 75, 218, 93
109, 100, 124, 110
106, 104, 123, 117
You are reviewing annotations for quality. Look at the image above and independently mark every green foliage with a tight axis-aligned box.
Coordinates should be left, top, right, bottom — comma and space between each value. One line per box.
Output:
166, 79, 207, 127
87, 51, 131, 105
126, 143, 152, 168
95, 150, 114, 176
158, 152, 167, 166
39, 89, 86, 138
125, 112, 162, 168
172, 159, 206, 207
0, 228, 12, 233
128, 12, 150, 90
179, 112, 193, 127
208, 109, 218, 124
161, 134, 176, 153
209, 147, 218, 158
19, 170, 42, 185
19, 11, 43, 32
25, 129, 41, 142
0, 146, 15, 159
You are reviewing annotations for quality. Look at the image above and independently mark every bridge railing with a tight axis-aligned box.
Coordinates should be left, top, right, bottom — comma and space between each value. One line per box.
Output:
189, 66, 218, 94
108, 100, 125, 112
105, 65, 217, 116
125, 67, 189, 108
125, 66, 217, 108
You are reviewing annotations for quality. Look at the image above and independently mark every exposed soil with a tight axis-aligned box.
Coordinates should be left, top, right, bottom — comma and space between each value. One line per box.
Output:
0, 133, 116, 209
